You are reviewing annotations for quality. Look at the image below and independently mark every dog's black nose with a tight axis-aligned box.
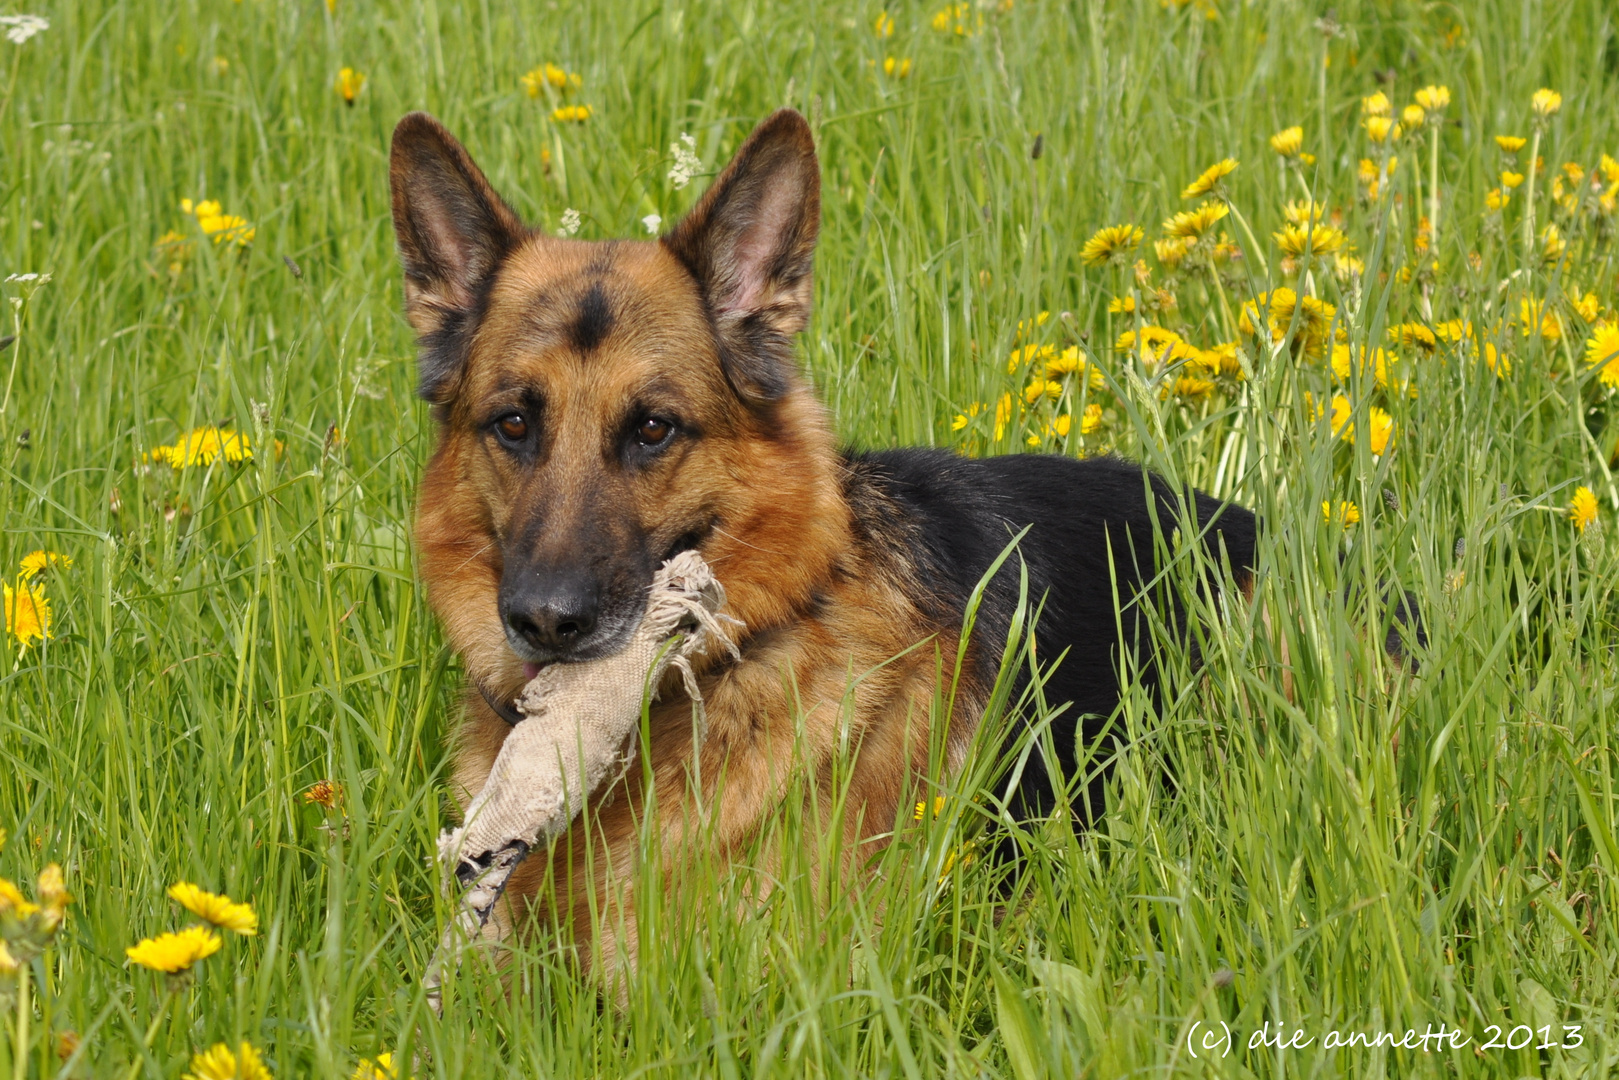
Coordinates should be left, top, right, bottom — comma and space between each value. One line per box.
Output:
502, 574, 600, 656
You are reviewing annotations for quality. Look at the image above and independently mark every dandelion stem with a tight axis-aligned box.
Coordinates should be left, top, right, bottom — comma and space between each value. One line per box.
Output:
1522, 129, 1542, 258
13, 964, 28, 1080
1224, 201, 1269, 278
1293, 168, 1315, 205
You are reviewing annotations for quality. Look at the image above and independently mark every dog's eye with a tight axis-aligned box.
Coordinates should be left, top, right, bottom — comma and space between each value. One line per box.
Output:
636, 417, 674, 447
496, 413, 528, 443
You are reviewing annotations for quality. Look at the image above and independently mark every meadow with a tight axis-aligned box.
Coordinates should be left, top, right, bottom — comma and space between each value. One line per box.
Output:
3, 0, 1619, 1075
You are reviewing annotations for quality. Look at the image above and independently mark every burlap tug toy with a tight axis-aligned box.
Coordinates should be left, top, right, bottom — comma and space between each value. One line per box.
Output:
423, 550, 740, 1013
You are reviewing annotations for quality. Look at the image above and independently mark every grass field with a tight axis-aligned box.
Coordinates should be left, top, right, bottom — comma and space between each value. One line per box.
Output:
3, 0, 1619, 1075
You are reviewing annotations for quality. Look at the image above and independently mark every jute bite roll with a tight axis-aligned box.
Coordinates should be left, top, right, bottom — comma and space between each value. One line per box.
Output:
423, 550, 740, 1013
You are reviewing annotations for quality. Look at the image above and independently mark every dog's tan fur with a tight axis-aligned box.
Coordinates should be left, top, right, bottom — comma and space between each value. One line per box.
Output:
394, 110, 988, 973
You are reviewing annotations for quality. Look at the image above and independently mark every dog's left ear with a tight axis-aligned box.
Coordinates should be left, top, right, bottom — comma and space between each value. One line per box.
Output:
663, 109, 820, 404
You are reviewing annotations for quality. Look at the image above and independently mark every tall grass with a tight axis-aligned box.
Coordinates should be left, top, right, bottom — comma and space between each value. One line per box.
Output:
2, 0, 1618, 1075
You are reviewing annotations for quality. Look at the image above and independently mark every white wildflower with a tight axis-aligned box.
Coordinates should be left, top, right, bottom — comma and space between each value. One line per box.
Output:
5, 272, 51, 284
558, 208, 581, 237
1, 14, 48, 44
641, 214, 662, 235
667, 133, 702, 190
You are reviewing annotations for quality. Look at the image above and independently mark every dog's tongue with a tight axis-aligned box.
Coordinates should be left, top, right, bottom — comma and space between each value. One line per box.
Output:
523, 662, 542, 681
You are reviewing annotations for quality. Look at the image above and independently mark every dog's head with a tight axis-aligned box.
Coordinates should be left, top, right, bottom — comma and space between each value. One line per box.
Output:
391, 109, 848, 716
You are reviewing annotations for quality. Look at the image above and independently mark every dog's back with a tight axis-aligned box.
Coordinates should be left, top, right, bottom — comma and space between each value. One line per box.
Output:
845, 449, 1258, 820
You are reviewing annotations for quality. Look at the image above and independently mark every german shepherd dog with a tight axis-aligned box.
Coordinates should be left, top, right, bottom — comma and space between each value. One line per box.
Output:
390, 108, 1258, 972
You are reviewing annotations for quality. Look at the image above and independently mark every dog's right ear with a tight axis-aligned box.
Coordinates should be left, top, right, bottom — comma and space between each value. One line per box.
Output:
389, 112, 525, 401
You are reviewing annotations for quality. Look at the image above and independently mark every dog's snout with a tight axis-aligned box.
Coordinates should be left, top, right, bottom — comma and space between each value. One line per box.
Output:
503, 573, 601, 656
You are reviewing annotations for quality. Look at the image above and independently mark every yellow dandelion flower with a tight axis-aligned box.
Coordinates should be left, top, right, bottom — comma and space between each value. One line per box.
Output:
1326, 393, 1352, 434
1273, 223, 1347, 258
1322, 500, 1361, 525
1531, 88, 1562, 117
1495, 135, 1527, 153
1181, 158, 1238, 199
183, 1042, 272, 1080
183, 199, 255, 247
1162, 200, 1229, 239
1572, 292, 1600, 324
1269, 126, 1304, 158
1569, 486, 1598, 532
1476, 340, 1510, 378
1389, 322, 1437, 351
1240, 288, 1338, 357
1282, 199, 1325, 225
19, 550, 70, 579
1022, 378, 1062, 405
36, 864, 70, 910
1414, 85, 1450, 111
1333, 252, 1365, 282
1080, 223, 1144, 266
1435, 319, 1472, 343
1043, 346, 1105, 389
1586, 323, 1619, 387
1364, 408, 1395, 454
521, 63, 581, 98
1154, 236, 1192, 269
147, 428, 253, 469
1115, 325, 1181, 366
1014, 311, 1051, 338
168, 883, 258, 936
352, 1053, 396, 1080
1079, 402, 1103, 434
1199, 341, 1243, 378
874, 11, 894, 37
1168, 375, 1216, 399
881, 56, 913, 78
1108, 295, 1135, 314
4, 579, 51, 649
1361, 91, 1392, 118
930, 2, 982, 35
1520, 298, 1562, 342
1238, 286, 1294, 335
1006, 343, 1055, 374
992, 392, 1014, 441
1332, 344, 1395, 388
1400, 103, 1424, 128
1499, 170, 1525, 189
0, 878, 41, 918
1327, 395, 1395, 454
1485, 187, 1511, 210
1541, 223, 1567, 264
126, 926, 222, 973
1363, 116, 1399, 143
552, 104, 592, 123
334, 67, 365, 106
